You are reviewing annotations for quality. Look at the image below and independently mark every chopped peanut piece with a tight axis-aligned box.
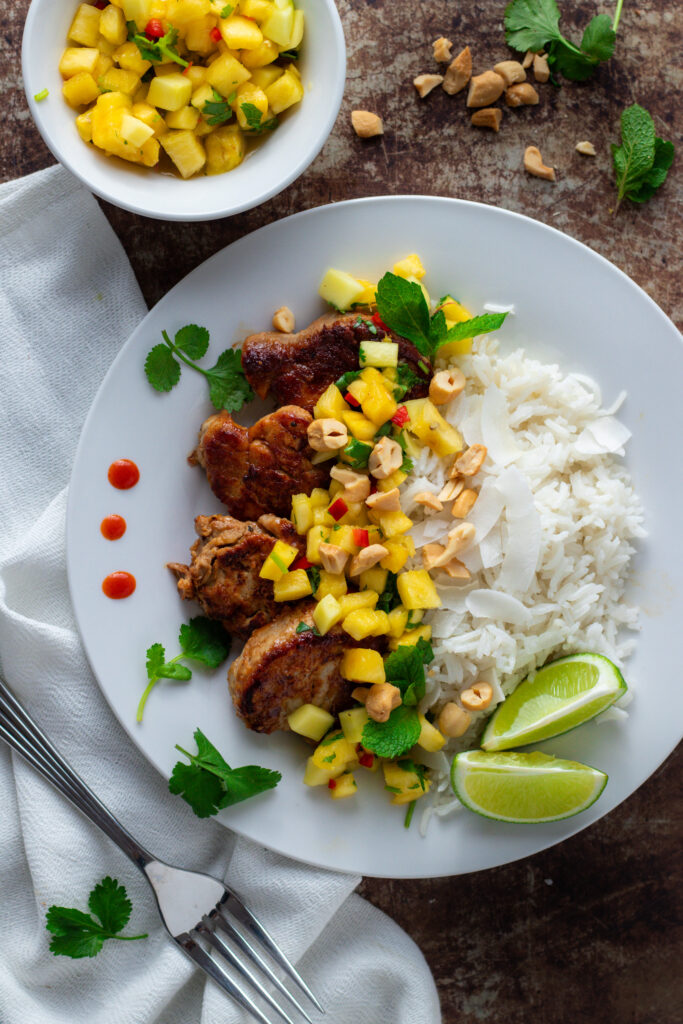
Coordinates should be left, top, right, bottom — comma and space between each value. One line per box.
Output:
369, 436, 403, 479
438, 478, 464, 502
414, 73, 444, 98
349, 544, 389, 577
307, 418, 348, 451
414, 491, 444, 512
524, 145, 556, 181
533, 53, 550, 82
454, 443, 487, 476
366, 682, 402, 723
433, 36, 453, 62
522, 50, 534, 69
272, 306, 295, 332
461, 681, 494, 711
451, 487, 478, 518
429, 367, 466, 405
351, 110, 384, 138
442, 46, 472, 95
330, 465, 370, 502
493, 60, 526, 86
471, 108, 502, 132
432, 522, 475, 566
438, 702, 471, 737
319, 542, 349, 575
351, 686, 370, 704
422, 543, 446, 571
443, 557, 471, 580
467, 70, 505, 108
576, 140, 596, 156
366, 487, 401, 512
506, 83, 539, 106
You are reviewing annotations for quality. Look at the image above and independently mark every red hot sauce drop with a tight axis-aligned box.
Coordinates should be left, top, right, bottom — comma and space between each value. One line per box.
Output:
100, 514, 126, 541
102, 572, 136, 600
108, 459, 140, 490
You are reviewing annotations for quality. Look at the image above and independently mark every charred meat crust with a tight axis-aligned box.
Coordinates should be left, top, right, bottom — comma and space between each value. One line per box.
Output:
241, 312, 432, 412
168, 513, 305, 640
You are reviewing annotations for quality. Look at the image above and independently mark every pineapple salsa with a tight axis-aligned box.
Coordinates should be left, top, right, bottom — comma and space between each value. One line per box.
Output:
258, 255, 510, 819
59, 0, 305, 178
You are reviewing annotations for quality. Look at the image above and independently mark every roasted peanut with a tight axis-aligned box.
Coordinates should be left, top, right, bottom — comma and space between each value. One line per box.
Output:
576, 140, 596, 156
432, 522, 475, 566
451, 488, 478, 518
460, 681, 494, 711
430, 367, 466, 405
351, 686, 370, 704
433, 36, 453, 62
471, 108, 503, 132
369, 436, 403, 479
437, 702, 471, 737
366, 487, 401, 512
533, 53, 550, 82
272, 306, 295, 332
505, 83, 539, 107
414, 491, 444, 512
348, 543, 389, 577
414, 73, 444, 98
366, 682, 402, 723
442, 46, 472, 95
467, 70, 505, 108
524, 145, 555, 181
351, 110, 384, 138
318, 542, 349, 575
443, 557, 471, 580
307, 418, 348, 451
330, 464, 370, 502
438, 478, 464, 502
493, 60, 526, 86
422, 542, 446, 571
522, 50, 534, 69
454, 443, 487, 476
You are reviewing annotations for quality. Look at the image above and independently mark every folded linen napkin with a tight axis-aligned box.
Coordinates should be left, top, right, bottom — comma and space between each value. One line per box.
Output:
0, 165, 441, 1024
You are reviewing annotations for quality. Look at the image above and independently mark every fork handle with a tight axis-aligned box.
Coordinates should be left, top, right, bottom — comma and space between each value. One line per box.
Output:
0, 676, 153, 869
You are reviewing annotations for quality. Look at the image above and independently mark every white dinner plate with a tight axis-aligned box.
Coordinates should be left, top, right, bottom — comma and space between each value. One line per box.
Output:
67, 196, 683, 878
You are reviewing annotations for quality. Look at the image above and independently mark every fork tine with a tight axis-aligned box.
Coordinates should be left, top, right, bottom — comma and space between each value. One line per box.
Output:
199, 920, 298, 1024
179, 934, 275, 1024
224, 890, 324, 1014
215, 909, 314, 1024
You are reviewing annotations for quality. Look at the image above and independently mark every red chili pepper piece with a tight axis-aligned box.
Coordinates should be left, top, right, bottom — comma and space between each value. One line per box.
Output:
391, 405, 409, 427
328, 498, 348, 522
372, 312, 389, 331
182, 60, 194, 75
353, 528, 369, 548
210, 26, 222, 41
328, 779, 337, 790
145, 18, 165, 38
94, 0, 107, 8
359, 752, 374, 768
344, 392, 360, 409
290, 556, 312, 572
355, 743, 363, 752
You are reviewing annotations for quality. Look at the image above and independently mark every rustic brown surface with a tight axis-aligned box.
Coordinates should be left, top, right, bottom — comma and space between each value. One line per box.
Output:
2, 0, 682, 1020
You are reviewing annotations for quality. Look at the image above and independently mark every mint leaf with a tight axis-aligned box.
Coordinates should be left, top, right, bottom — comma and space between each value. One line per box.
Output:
144, 344, 180, 392
175, 324, 210, 360
383, 637, 434, 706
240, 102, 278, 134
46, 879, 146, 959
437, 312, 508, 352
376, 571, 400, 613
88, 877, 132, 935
203, 88, 233, 126
205, 348, 254, 412
375, 273, 432, 356
627, 137, 674, 202
178, 617, 231, 668
361, 704, 421, 759
612, 104, 674, 210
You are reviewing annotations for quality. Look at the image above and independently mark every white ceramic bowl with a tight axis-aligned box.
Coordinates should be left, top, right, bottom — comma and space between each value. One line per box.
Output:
22, 0, 345, 221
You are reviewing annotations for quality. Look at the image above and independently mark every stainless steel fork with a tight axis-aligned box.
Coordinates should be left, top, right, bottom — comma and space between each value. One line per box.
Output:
0, 677, 323, 1024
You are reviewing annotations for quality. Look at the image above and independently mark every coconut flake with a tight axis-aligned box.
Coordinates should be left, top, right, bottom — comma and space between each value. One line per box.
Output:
576, 416, 632, 455
466, 477, 505, 542
480, 524, 504, 568
600, 390, 627, 417
481, 385, 521, 466
458, 395, 483, 446
465, 589, 532, 625
492, 466, 542, 593
410, 515, 451, 549
483, 302, 516, 314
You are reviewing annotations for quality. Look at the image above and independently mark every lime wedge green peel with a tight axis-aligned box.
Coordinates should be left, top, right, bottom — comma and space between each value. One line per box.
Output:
451, 751, 608, 824
481, 653, 626, 752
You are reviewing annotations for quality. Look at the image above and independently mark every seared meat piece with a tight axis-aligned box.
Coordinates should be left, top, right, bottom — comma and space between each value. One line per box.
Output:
241, 312, 432, 412
168, 514, 305, 640
190, 405, 329, 520
228, 602, 386, 733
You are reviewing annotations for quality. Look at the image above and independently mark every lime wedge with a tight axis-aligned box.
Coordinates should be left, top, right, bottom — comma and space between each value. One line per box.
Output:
451, 750, 608, 823
481, 653, 627, 752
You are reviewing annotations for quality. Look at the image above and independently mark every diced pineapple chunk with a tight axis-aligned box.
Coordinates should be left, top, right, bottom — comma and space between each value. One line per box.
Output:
240, 0, 275, 21
303, 755, 344, 786
343, 411, 377, 442
359, 566, 388, 594
318, 268, 365, 313
100, 4, 128, 45
315, 571, 347, 600
312, 593, 343, 635
377, 469, 407, 492
341, 648, 385, 685
311, 730, 357, 772
383, 760, 431, 803
234, 82, 269, 129
264, 67, 303, 113
359, 341, 399, 370
287, 703, 335, 741
147, 73, 193, 111
389, 624, 432, 650
114, 41, 152, 76
337, 591, 378, 617
131, 101, 167, 136
68, 4, 102, 47
119, 111, 155, 146
373, 509, 413, 538
259, 539, 299, 580
417, 713, 446, 752
249, 64, 284, 89
95, 53, 115, 80
355, 279, 377, 305
62, 72, 100, 108
379, 538, 409, 573
361, 385, 397, 427
185, 65, 207, 88
191, 81, 216, 111
342, 608, 389, 641
165, 105, 201, 130
273, 568, 312, 602
205, 52, 252, 96
166, 0, 212, 24
329, 772, 357, 799
434, 294, 474, 357
239, 39, 280, 68
185, 15, 220, 54
291, 493, 313, 535
99, 67, 141, 95
309, 488, 330, 508
284, 6, 304, 49
393, 254, 426, 280
261, 3, 294, 46
313, 384, 348, 421
220, 14, 264, 49
160, 129, 207, 177
306, 524, 329, 565
75, 109, 93, 142
339, 706, 369, 745
403, 398, 463, 458
387, 605, 409, 638
397, 570, 441, 610
59, 47, 99, 78
120, 0, 157, 25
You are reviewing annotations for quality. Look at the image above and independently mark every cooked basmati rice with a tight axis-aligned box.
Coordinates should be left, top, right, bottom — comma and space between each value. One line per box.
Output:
412, 337, 645, 823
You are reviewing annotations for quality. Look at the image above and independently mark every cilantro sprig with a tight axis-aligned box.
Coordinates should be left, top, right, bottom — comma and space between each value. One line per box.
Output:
46, 878, 147, 959
127, 21, 189, 68
169, 728, 281, 817
144, 323, 254, 413
375, 273, 507, 360
240, 102, 278, 134
203, 88, 236, 126
361, 639, 434, 758
504, 0, 623, 82
612, 104, 674, 212
137, 617, 231, 722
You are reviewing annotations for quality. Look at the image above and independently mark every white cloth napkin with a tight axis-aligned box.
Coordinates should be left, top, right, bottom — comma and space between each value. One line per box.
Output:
0, 165, 441, 1024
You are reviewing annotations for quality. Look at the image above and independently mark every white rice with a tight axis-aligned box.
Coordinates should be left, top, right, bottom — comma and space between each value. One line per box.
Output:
410, 337, 645, 825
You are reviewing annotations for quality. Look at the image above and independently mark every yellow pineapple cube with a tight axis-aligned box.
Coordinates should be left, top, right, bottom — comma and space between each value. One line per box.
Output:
291, 493, 313, 535
313, 384, 347, 421
100, 4, 128, 45
304, 755, 345, 786
113, 41, 152, 76
273, 568, 312, 602
403, 398, 463, 458
339, 706, 369, 745
342, 609, 380, 641
315, 571, 347, 600
131, 101, 167, 136
305, 524, 329, 565
343, 411, 377, 442
166, 0, 212, 23
68, 4, 102, 47
147, 72, 193, 110
379, 538, 410, 573
397, 570, 441, 610
239, 0, 274, 21
261, 3, 293, 46
341, 648, 385, 685
310, 488, 331, 508
337, 591, 378, 617
75, 109, 93, 142
98, 67, 141, 95
437, 295, 474, 357
287, 703, 335, 741
165, 104, 200, 129
249, 64, 283, 89
312, 731, 357, 772
62, 72, 100, 108
417, 713, 446, 752
374, 509, 413, 538
184, 16, 220, 54
318, 268, 365, 312
387, 605, 409, 638
312, 594, 343, 635
239, 39, 279, 68
205, 52, 252, 96
95, 52, 115, 79
264, 67, 303, 114
220, 14, 263, 49
184, 64, 207, 88
377, 469, 407, 492
361, 382, 397, 426
359, 566, 388, 594
234, 82, 269, 128
141, 136, 160, 166
94, 90, 131, 111
160, 129, 206, 175
259, 539, 299, 580
59, 47, 99, 78
329, 772, 357, 799
383, 761, 431, 803
191, 81, 216, 111
393, 254, 426, 280
119, 111, 155, 146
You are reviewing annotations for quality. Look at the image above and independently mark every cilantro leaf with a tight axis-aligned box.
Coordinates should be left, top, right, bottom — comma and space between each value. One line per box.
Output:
398, 758, 429, 790
612, 104, 674, 211
175, 324, 210, 360
393, 430, 414, 474
384, 637, 434, 706
144, 344, 180, 392
393, 363, 423, 399
504, 0, 619, 82
205, 348, 255, 412
220, 3, 234, 16
240, 102, 278, 134
362, 704, 421, 758
203, 88, 233, 126
169, 728, 281, 817
306, 566, 321, 594
131, 25, 188, 68
296, 621, 320, 635
376, 571, 400, 613
343, 437, 373, 468
579, 13, 616, 63
46, 878, 146, 959
335, 369, 363, 390
504, 0, 561, 52
376, 273, 432, 356
179, 617, 231, 668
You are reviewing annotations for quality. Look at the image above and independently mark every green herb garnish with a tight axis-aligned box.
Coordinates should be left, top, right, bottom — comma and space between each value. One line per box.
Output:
220, 3, 234, 16
393, 363, 423, 400
306, 566, 321, 594
376, 572, 401, 613
362, 704, 422, 759
203, 88, 234, 125
137, 617, 231, 722
296, 621, 321, 635
343, 437, 373, 469
129, 22, 188, 68
34, 88, 49, 101
279, 48, 299, 60
384, 637, 434, 706
240, 102, 278, 134
169, 728, 281, 817
336, 369, 363, 391
404, 802, 416, 828
46, 878, 147, 959
612, 103, 674, 212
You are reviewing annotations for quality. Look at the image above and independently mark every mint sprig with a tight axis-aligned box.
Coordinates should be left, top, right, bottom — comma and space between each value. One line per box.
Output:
361, 704, 422, 759
612, 104, 674, 211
